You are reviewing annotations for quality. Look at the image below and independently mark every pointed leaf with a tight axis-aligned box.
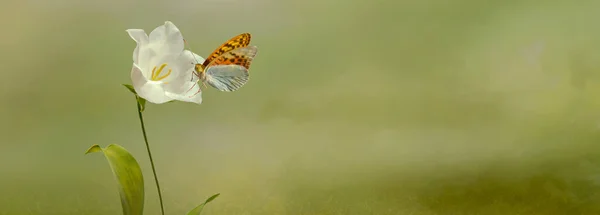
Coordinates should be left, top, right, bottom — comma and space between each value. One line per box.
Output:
205, 193, 220, 203
186, 193, 220, 215
123, 84, 137, 94
86, 144, 145, 215
86, 144, 102, 154
136, 96, 147, 112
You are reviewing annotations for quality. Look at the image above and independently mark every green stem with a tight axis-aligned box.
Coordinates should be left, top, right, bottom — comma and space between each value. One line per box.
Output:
135, 96, 165, 215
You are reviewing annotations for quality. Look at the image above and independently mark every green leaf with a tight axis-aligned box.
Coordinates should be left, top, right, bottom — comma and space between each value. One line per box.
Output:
204, 193, 220, 203
186, 193, 220, 215
123, 84, 136, 94
86, 145, 102, 154
122, 84, 148, 112
86, 144, 145, 215
136, 96, 147, 112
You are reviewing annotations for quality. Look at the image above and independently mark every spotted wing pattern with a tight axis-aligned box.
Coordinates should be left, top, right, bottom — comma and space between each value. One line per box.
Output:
202, 33, 252, 67
204, 46, 258, 92
207, 46, 258, 70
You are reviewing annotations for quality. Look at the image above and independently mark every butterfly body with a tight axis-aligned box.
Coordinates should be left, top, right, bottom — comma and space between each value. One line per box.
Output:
193, 33, 258, 92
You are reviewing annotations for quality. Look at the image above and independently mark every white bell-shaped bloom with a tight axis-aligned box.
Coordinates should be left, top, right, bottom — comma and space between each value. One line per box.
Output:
126, 21, 205, 104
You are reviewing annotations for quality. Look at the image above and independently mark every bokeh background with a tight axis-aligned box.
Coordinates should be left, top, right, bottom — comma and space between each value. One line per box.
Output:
3, 0, 600, 214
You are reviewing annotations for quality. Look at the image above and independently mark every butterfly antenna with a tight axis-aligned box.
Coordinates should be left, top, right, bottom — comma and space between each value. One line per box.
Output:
183, 39, 202, 65
183, 39, 204, 81
181, 38, 206, 95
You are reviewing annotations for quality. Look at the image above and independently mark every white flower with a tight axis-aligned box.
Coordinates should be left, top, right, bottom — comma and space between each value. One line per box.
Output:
126, 21, 205, 104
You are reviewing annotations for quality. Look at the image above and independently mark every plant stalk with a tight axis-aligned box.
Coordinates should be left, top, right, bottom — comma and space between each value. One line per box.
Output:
135, 96, 165, 215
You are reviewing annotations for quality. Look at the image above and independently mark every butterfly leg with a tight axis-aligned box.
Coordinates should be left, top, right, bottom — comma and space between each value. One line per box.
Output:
185, 81, 198, 94
189, 84, 202, 98
190, 69, 202, 81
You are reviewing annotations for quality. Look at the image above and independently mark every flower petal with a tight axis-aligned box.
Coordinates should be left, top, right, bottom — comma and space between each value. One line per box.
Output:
162, 51, 203, 94
148, 21, 184, 54
127, 29, 148, 44
161, 51, 204, 105
140, 83, 172, 104
131, 64, 147, 91
162, 72, 199, 94
174, 51, 204, 81
126, 29, 148, 65
166, 87, 203, 104
131, 64, 173, 104
181, 50, 205, 66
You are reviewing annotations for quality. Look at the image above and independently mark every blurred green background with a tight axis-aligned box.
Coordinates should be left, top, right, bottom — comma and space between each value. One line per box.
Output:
3, 0, 600, 214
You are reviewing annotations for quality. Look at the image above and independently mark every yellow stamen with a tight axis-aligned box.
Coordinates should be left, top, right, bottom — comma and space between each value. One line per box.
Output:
155, 69, 172, 81
150, 63, 172, 81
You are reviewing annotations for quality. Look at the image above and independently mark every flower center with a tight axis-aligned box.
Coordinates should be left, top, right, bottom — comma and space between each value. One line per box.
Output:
150, 63, 172, 82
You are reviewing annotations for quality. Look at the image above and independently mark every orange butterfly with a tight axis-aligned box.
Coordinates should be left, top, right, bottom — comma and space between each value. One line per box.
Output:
187, 33, 258, 93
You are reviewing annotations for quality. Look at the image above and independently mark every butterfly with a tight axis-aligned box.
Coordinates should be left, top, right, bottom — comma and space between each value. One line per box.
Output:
188, 33, 258, 93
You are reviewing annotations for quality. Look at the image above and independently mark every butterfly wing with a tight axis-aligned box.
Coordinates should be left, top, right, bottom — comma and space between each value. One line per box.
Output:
202, 33, 252, 67
204, 65, 250, 92
204, 46, 258, 92
207, 45, 258, 69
